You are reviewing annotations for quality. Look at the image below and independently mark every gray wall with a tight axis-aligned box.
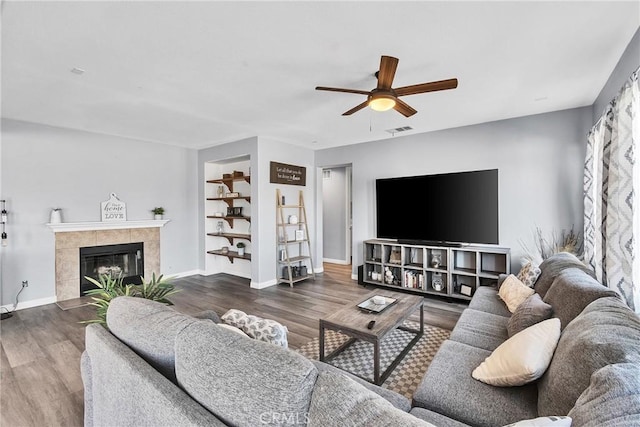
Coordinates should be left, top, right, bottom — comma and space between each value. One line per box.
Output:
315, 107, 593, 274
322, 167, 347, 262
0, 119, 199, 306
593, 27, 640, 122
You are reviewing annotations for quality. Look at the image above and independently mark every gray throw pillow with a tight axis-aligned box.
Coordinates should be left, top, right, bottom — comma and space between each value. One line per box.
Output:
567, 363, 640, 426
507, 293, 553, 337
537, 297, 640, 416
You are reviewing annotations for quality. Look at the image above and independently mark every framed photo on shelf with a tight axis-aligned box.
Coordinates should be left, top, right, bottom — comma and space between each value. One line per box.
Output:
295, 230, 305, 241
460, 285, 473, 296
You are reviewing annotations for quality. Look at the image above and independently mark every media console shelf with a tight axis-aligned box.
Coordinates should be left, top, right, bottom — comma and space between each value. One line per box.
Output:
363, 239, 510, 301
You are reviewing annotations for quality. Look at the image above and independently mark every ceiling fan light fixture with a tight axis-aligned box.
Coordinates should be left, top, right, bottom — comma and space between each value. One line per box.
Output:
368, 93, 396, 112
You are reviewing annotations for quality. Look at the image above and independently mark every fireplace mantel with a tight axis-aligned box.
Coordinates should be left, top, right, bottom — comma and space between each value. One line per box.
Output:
47, 219, 170, 233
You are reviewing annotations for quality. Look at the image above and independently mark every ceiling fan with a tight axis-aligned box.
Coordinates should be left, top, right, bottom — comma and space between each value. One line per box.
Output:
316, 55, 458, 117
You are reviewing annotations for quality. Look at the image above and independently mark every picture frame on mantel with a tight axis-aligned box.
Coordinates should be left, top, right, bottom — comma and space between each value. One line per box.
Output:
101, 193, 127, 221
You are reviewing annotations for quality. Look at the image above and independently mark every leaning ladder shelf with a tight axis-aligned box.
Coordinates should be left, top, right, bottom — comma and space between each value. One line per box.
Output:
276, 189, 315, 286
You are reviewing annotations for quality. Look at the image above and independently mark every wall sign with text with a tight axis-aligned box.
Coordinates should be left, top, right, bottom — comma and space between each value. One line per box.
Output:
101, 193, 127, 221
270, 161, 306, 186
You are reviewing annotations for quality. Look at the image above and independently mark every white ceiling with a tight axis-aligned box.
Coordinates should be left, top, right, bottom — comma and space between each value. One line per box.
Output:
2, 1, 638, 150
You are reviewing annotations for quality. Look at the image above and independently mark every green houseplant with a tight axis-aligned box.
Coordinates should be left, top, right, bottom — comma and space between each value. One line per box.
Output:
236, 242, 246, 256
151, 207, 165, 219
83, 273, 179, 327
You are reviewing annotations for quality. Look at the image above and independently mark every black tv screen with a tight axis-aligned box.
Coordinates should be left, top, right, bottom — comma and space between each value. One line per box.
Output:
376, 169, 499, 245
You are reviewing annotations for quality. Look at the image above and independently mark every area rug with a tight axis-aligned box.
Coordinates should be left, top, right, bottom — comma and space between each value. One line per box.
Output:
296, 321, 450, 399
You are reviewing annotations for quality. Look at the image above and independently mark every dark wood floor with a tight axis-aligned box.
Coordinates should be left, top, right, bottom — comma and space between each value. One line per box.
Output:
0, 263, 465, 427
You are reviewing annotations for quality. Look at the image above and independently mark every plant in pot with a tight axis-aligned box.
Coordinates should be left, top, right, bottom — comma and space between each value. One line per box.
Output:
82, 273, 179, 327
236, 242, 246, 256
151, 207, 165, 220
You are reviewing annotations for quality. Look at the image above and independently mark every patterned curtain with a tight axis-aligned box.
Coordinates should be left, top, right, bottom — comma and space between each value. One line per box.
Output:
584, 67, 639, 312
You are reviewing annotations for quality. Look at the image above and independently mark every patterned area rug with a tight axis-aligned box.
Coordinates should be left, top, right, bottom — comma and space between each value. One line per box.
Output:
296, 321, 450, 399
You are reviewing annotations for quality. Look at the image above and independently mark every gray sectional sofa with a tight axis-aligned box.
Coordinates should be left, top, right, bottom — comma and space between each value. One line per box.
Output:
81, 252, 640, 426
413, 252, 640, 426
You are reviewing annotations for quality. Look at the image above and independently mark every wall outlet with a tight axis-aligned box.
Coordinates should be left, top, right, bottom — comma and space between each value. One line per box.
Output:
22, 280, 28, 287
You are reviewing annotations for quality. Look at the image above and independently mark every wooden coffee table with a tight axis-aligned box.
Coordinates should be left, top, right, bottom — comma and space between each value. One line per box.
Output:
319, 290, 424, 385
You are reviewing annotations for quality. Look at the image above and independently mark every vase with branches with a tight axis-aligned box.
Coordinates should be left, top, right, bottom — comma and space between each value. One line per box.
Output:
520, 225, 583, 263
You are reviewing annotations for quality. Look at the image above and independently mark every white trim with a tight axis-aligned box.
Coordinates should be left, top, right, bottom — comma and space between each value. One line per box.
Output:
172, 269, 202, 278
313, 266, 324, 273
46, 219, 170, 233
351, 273, 358, 280
2, 296, 57, 312
323, 258, 350, 265
250, 279, 278, 289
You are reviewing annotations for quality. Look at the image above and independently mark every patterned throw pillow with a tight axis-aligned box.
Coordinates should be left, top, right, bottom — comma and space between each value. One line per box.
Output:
517, 261, 542, 288
221, 309, 289, 348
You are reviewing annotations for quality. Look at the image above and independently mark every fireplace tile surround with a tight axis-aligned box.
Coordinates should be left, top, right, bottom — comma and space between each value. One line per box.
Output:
51, 224, 165, 302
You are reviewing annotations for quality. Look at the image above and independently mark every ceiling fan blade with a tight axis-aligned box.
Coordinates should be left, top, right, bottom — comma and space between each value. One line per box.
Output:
393, 98, 417, 117
342, 101, 369, 116
377, 56, 399, 90
394, 78, 458, 97
316, 86, 371, 96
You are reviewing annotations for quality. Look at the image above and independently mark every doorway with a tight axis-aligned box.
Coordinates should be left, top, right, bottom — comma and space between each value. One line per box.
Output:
321, 165, 352, 266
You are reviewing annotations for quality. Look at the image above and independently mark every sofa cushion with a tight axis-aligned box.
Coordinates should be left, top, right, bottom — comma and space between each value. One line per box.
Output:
537, 297, 640, 416
534, 252, 595, 299
517, 261, 541, 288
308, 370, 435, 427
409, 407, 471, 427
175, 320, 317, 427
504, 416, 572, 427
499, 275, 535, 313
472, 318, 561, 386
468, 286, 512, 317
567, 363, 640, 426
449, 308, 509, 351
413, 340, 538, 427
311, 360, 411, 412
106, 296, 204, 383
507, 293, 553, 337
542, 268, 620, 330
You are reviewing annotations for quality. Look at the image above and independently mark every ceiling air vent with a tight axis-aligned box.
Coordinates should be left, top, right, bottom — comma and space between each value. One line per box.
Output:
385, 126, 413, 135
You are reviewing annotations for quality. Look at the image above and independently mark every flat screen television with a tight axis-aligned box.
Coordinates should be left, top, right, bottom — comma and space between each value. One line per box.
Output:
376, 169, 499, 245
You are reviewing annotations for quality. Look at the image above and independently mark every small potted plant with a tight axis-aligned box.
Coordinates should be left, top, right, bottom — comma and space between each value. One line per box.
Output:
236, 242, 246, 256
151, 207, 165, 220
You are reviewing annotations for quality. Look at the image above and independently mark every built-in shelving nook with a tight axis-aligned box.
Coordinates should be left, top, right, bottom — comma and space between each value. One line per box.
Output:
205, 156, 251, 279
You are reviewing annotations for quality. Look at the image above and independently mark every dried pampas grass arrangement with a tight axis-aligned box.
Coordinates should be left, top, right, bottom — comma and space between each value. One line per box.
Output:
520, 226, 583, 263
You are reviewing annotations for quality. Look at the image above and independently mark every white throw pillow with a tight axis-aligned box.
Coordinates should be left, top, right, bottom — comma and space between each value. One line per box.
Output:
498, 274, 535, 313
503, 416, 572, 427
472, 318, 561, 386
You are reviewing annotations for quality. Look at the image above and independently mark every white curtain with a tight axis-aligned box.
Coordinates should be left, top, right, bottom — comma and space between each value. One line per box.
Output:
584, 67, 639, 312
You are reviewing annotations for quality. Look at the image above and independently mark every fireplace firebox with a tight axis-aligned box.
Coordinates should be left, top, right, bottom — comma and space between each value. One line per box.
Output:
80, 242, 144, 295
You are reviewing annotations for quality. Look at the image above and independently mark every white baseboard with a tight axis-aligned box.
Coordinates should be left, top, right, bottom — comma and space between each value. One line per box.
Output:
2, 296, 57, 313
314, 266, 324, 273
351, 273, 358, 280
251, 279, 277, 289
171, 269, 203, 278
323, 258, 350, 265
